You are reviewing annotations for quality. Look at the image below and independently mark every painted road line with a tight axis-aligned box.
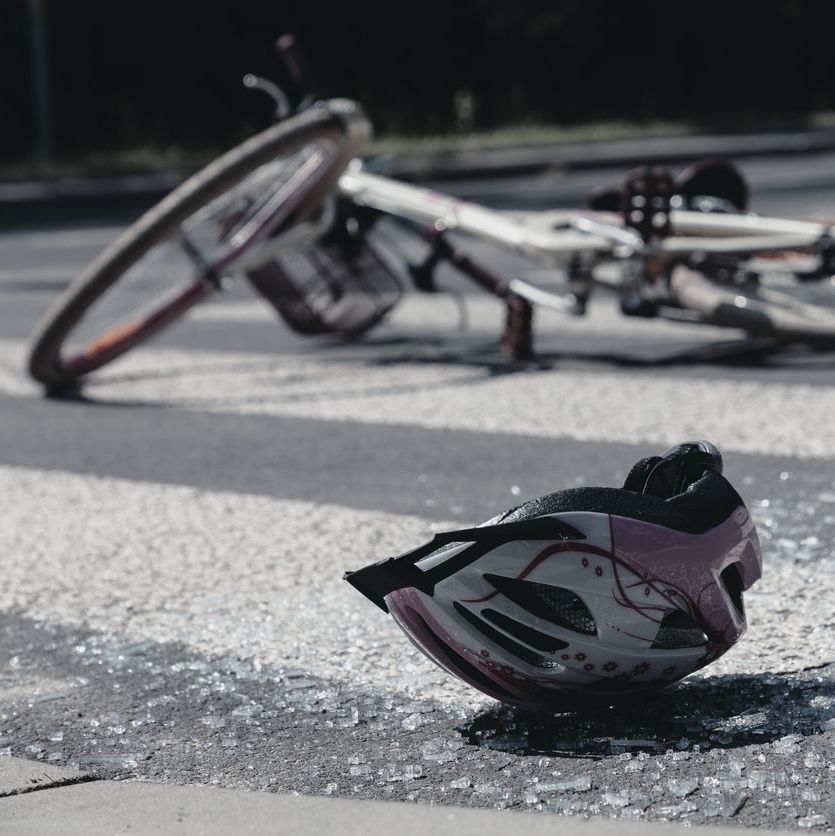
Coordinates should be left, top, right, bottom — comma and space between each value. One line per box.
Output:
1, 337, 833, 459
0, 227, 121, 251
0, 268, 75, 284
185, 293, 737, 341
0, 464, 830, 706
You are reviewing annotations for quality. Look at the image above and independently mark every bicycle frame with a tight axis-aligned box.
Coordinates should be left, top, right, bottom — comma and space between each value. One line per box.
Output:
333, 164, 835, 338
339, 166, 834, 262
240, 37, 835, 357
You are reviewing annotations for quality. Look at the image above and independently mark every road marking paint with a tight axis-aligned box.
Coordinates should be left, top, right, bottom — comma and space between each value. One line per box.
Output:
0, 268, 73, 283
1, 335, 834, 458
0, 227, 121, 251
0, 463, 828, 706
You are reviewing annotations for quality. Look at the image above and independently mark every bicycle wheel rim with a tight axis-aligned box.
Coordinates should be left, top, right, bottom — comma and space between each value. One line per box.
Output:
59, 144, 339, 377
27, 100, 369, 385
669, 264, 835, 344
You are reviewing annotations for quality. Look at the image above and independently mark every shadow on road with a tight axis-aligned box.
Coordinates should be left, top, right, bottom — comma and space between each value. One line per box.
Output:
459, 666, 835, 759
33, 333, 835, 410
360, 336, 835, 374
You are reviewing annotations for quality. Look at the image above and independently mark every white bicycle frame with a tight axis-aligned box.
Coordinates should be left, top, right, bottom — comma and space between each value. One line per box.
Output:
331, 161, 835, 348
339, 164, 833, 263
233, 45, 835, 355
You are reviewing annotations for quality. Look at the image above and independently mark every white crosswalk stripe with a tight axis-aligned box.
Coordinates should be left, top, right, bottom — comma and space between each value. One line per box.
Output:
3, 228, 835, 825
0, 463, 829, 712
1, 327, 832, 459
2, 287, 834, 697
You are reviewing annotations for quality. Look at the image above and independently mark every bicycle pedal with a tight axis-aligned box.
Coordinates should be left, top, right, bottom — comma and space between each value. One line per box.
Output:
623, 166, 673, 241
620, 296, 659, 318
407, 262, 438, 292
567, 294, 588, 316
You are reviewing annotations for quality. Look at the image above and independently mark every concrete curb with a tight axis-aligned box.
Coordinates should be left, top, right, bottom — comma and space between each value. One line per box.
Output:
3, 127, 835, 224
0, 755, 90, 796
0, 171, 189, 226
0, 758, 798, 836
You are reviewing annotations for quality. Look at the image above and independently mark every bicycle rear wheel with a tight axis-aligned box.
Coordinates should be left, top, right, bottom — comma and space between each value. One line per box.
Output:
27, 99, 369, 387
668, 264, 835, 344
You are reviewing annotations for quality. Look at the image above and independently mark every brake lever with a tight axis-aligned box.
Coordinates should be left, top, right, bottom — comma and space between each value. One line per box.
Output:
242, 74, 292, 121
569, 216, 646, 254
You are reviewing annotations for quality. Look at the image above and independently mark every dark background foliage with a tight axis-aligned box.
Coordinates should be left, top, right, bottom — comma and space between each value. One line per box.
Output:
5, 0, 835, 162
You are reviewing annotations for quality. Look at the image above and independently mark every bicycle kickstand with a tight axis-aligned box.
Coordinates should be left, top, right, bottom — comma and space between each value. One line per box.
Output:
409, 227, 534, 361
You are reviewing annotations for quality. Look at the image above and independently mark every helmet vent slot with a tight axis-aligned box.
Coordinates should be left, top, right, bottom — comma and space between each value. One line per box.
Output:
720, 563, 745, 616
453, 602, 560, 668
483, 574, 597, 636
651, 610, 708, 649
407, 607, 516, 700
480, 608, 569, 652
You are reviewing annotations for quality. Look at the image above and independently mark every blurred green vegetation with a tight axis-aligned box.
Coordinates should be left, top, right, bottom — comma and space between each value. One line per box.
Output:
5, 0, 835, 170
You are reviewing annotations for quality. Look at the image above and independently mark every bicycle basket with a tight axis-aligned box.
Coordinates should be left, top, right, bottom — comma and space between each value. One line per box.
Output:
245, 214, 403, 337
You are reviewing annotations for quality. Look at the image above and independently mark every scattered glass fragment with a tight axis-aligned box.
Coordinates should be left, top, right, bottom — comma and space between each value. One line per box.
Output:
603, 790, 632, 808
668, 778, 698, 798
720, 791, 748, 818
28, 692, 65, 705
79, 754, 139, 768
420, 738, 462, 764
541, 776, 592, 793
798, 815, 828, 829
380, 764, 423, 782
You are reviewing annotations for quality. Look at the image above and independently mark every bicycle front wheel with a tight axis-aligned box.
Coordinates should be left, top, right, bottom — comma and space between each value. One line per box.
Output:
27, 99, 369, 386
668, 264, 835, 344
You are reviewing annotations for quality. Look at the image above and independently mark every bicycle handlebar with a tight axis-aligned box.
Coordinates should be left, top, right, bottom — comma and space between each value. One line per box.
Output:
275, 34, 318, 104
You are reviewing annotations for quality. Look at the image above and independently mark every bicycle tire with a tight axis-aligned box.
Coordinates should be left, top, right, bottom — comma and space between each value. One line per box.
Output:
27, 99, 369, 387
669, 264, 835, 343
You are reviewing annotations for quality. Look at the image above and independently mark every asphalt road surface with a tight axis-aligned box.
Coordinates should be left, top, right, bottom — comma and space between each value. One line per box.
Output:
0, 156, 833, 830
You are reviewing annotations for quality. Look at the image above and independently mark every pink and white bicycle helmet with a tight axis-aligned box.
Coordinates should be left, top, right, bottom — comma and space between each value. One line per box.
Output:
345, 442, 761, 708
